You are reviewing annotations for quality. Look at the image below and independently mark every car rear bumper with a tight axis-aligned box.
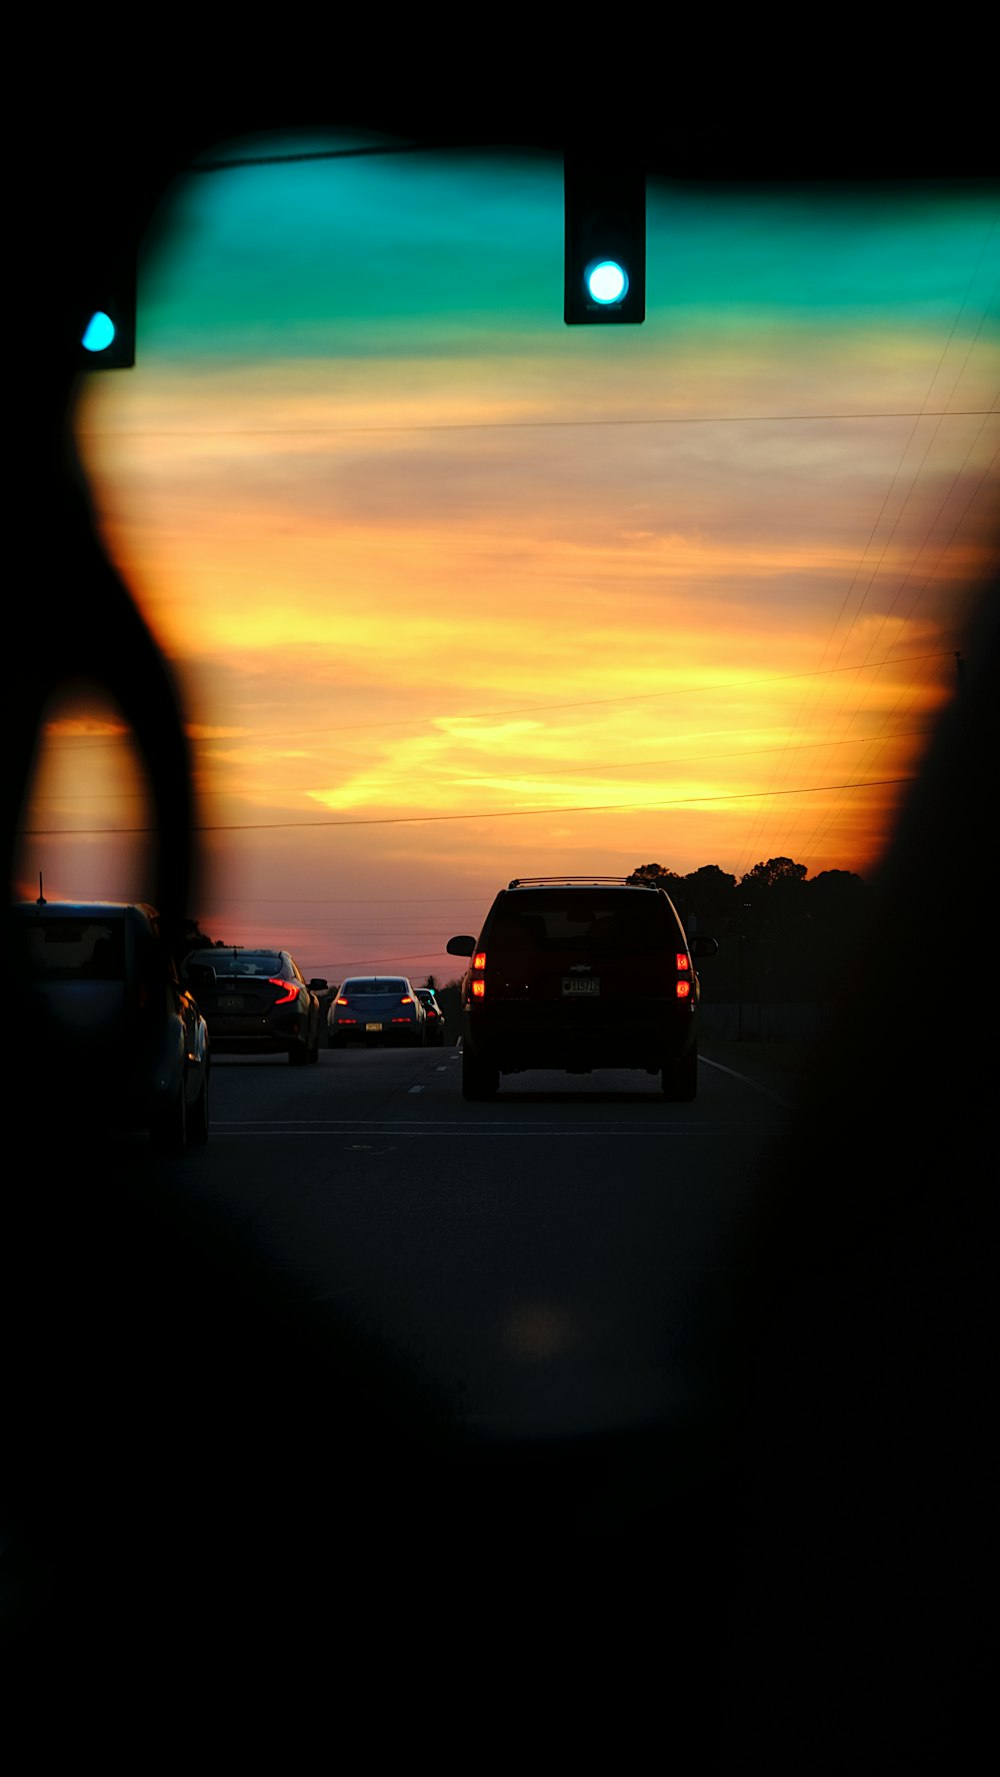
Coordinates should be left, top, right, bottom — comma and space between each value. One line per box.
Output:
462, 1000, 696, 1072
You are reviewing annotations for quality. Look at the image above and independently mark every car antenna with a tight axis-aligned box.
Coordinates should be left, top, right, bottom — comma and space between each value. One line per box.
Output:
36, 871, 46, 906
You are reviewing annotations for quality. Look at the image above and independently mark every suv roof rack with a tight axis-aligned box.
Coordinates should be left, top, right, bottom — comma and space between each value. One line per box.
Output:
506, 876, 658, 889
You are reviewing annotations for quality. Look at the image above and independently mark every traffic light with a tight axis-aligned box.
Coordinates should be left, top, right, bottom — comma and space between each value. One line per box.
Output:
77, 246, 136, 369
564, 156, 645, 325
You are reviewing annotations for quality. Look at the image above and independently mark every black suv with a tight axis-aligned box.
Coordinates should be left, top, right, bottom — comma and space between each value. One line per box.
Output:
447, 876, 718, 1102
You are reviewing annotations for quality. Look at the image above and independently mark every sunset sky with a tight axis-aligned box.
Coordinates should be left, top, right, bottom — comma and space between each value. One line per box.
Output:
17, 135, 999, 984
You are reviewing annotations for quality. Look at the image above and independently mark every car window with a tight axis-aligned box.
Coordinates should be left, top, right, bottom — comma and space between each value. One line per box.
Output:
22, 917, 126, 979
222, 952, 284, 976
488, 893, 677, 955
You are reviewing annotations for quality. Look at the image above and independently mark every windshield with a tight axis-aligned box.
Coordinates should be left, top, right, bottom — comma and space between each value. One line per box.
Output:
21, 918, 126, 979
48, 144, 996, 978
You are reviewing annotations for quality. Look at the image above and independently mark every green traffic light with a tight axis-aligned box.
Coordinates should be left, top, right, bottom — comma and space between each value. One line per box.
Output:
82, 310, 117, 353
586, 260, 629, 305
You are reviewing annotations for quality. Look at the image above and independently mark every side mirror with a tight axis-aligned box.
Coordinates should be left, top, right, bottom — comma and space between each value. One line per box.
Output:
690, 935, 719, 959
309, 978, 328, 991
447, 935, 476, 957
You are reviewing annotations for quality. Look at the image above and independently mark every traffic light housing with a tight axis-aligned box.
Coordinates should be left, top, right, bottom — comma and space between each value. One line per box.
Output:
564, 156, 645, 325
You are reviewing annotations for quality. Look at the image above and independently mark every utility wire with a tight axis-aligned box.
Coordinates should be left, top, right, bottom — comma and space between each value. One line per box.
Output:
24, 774, 915, 838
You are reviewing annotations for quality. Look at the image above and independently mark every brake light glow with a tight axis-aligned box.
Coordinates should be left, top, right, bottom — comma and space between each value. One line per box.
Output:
473, 952, 486, 971
676, 953, 690, 971
676, 979, 692, 999
269, 978, 298, 1004
400, 995, 413, 1004
472, 980, 485, 998
336, 995, 350, 1005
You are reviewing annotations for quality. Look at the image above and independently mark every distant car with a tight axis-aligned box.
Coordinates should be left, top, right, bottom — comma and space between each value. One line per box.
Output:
13, 899, 211, 1152
415, 987, 447, 1045
183, 946, 326, 1065
327, 976, 428, 1047
447, 875, 718, 1101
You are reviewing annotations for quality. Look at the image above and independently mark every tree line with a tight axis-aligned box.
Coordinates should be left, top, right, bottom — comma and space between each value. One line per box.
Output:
626, 858, 871, 1005
439, 858, 872, 1011
180, 853, 871, 1013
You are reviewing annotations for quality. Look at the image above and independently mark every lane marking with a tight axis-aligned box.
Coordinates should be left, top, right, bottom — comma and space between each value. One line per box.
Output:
700, 1057, 792, 1108
210, 1122, 769, 1137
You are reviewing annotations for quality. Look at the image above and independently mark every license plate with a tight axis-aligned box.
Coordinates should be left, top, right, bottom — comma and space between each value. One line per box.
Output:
220, 995, 244, 1010
366, 1021, 383, 1031
562, 977, 599, 996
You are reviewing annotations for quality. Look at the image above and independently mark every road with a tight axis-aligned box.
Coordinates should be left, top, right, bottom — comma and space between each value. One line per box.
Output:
9, 1033, 988, 1767
164, 1038, 793, 1443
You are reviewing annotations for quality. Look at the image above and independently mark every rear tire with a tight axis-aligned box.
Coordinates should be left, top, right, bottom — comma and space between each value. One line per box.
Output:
662, 1042, 698, 1102
462, 1050, 499, 1102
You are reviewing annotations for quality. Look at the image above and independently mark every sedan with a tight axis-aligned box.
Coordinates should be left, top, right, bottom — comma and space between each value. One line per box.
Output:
183, 946, 326, 1065
327, 977, 428, 1047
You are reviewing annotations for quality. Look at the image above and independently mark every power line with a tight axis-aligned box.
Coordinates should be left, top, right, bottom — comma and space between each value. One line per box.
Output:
40, 651, 957, 750
77, 409, 996, 442
24, 774, 916, 838
189, 141, 480, 172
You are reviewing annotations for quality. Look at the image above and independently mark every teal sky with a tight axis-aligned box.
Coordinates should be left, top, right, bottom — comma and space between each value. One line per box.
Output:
142, 138, 995, 353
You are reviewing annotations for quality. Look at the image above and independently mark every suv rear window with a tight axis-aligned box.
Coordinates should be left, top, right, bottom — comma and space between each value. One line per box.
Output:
488, 891, 677, 955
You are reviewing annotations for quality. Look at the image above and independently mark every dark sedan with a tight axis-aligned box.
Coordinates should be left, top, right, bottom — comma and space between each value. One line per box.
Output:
183, 946, 326, 1065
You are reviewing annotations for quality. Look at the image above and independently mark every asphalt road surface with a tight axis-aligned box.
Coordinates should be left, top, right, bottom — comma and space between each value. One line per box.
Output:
178, 1040, 792, 1441
7, 1037, 987, 1769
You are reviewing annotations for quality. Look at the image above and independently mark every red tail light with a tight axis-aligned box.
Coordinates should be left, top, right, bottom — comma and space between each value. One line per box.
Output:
676, 952, 690, 971
400, 995, 413, 1005
269, 978, 298, 1004
676, 979, 692, 999
469, 948, 487, 1000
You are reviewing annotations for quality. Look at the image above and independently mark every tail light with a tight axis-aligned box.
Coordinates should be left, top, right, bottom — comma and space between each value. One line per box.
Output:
470, 950, 486, 1000
269, 978, 298, 1004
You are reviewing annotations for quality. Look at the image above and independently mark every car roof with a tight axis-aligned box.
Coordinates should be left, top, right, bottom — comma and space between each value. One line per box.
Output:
505, 876, 664, 893
14, 900, 158, 921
